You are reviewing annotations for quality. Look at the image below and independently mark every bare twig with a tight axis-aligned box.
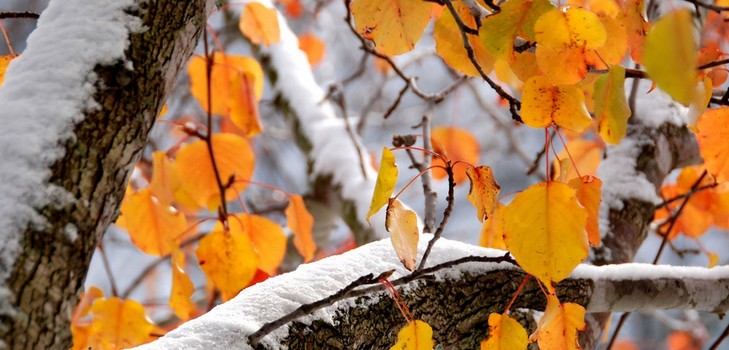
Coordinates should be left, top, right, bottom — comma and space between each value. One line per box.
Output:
417, 164, 455, 270
0, 11, 39, 20
382, 83, 410, 120
709, 322, 729, 350
682, 0, 729, 12
97, 243, 119, 297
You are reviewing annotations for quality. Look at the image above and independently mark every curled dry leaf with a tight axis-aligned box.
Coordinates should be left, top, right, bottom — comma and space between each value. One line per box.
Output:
386, 198, 420, 271
466, 165, 501, 222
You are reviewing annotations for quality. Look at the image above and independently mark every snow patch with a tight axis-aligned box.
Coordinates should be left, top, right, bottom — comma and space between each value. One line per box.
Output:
0, 0, 141, 316
630, 80, 689, 128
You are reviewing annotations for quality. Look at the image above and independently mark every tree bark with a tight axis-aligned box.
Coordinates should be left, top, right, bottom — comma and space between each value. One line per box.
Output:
0, 0, 211, 348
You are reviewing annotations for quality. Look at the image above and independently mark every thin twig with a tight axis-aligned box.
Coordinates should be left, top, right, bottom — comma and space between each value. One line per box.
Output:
417, 164, 455, 270
382, 83, 409, 119
683, 0, 729, 12
97, 244, 119, 297
0, 11, 39, 20
526, 129, 556, 177
325, 84, 369, 179
708, 322, 729, 350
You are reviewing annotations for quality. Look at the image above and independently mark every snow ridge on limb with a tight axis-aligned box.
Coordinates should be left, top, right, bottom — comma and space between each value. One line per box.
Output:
243, 0, 386, 243
136, 237, 729, 349
0, 0, 141, 315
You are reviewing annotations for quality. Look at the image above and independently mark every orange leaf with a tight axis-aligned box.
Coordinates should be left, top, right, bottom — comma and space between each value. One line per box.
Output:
351, 0, 431, 55
286, 194, 316, 262
389, 320, 433, 350
71, 286, 105, 350
86, 297, 154, 349
298, 33, 326, 66
568, 175, 602, 246
434, 1, 495, 76
479, 203, 506, 250
466, 166, 501, 222
666, 331, 700, 350
386, 198, 420, 271
551, 138, 602, 181
170, 249, 195, 321
535, 295, 585, 350
188, 53, 264, 137
618, 0, 649, 63
697, 107, 729, 182
175, 133, 255, 210
149, 151, 180, 206
504, 181, 589, 286
431, 127, 480, 185
480, 313, 529, 350
117, 188, 187, 256
239, 2, 280, 46
277, 0, 303, 17
368, 147, 398, 223
0, 55, 13, 86
584, 14, 629, 70
654, 166, 720, 238
233, 214, 287, 274
196, 223, 259, 301
521, 76, 592, 132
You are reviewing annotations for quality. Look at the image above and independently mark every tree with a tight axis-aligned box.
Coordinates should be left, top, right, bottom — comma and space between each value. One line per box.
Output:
0, 0, 728, 349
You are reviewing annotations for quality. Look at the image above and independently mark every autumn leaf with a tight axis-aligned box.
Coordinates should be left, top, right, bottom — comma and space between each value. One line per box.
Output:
434, 1, 495, 76
643, 9, 697, 106
504, 181, 589, 286
479, 203, 506, 250
240, 2, 281, 46
618, 0, 649, 63
551, 138, 602, 181
480, 313, 529, 350
196, 223, 259, 301
86, 297, 155, 349
175, 133, 255, 210
298, 33, 326, 66
521, 76, 592, 132
697, 107, 729, 182
389, 320, 434, 350
368, 147, 398, 223
466, 166, 501, 222
286, 194, 316, 262
594, 66, 631, 144
479, 0, 554, 59
568, 175, 602, 246
535, 295, 585, 350
351, 0, 431, 55
188, 53, 264, 137
0, 55, 13, 86
278, 0, 303, 17
170, 249, 195, 321
386, 198, 420, 271
233, 214, 287, 274
584, 14, 628, 70
431, 126, 480, 185
71, 286, 105, 350
117, 188, 187, 256
534, 7, 607, 84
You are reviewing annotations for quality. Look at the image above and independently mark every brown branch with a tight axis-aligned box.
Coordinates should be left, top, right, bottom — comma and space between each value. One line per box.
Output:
0, 11, 39, 20
417, 164, 455, 270
682, 0, 729, 12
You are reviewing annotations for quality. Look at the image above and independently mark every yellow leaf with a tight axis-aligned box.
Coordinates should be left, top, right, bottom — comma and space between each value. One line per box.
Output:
594, 66, 631, 144
584, 14, 628, 70
521, 76, 592, 132
0, 55, 12, 86
87, 297, 154, 349
196, 223, 259, 301
71, 287, 106, 350
697, 107, 729, 182
643, 9, 697, 105
175, 133, 255, 210
466, 166, 501, 222
351, 0, 432, 55
389, 320, 434, 350
618, 0, 649, 63
170, 249, 195, 321
188, 53, 264, 137
239, 2, 280, 46
434, 2, 495, 76
504, 181, 589, 286
536, 295, 585, 350
298, 33, 326, 66
708, 252, 719, 268
118, 188, 187, 256
480, 313, 529, 350
479, 0, 555, 59
286, 194, 316, 262
232, 214, 287, 274
386, 198, 420, 271
368, 147, 398, 223
568, 175, 602, 246
431, 127, 480, 185
479, 203, 506, 250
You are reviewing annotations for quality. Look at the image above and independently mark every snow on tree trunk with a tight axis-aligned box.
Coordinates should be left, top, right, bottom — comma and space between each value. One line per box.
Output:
0, 0, 212, 348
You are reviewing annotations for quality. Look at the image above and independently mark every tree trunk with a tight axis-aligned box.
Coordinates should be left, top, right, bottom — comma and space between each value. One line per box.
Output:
0, 1, 211, 348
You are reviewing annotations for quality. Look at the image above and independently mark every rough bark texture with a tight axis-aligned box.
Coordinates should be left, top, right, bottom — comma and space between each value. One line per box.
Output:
0, 1, 210, 348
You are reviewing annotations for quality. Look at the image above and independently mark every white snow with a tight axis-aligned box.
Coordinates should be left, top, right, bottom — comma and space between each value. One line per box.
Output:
242, 0, 389, 237
0, 0, 141, 315
133, 235, 512, 350
629, 79, 689, 128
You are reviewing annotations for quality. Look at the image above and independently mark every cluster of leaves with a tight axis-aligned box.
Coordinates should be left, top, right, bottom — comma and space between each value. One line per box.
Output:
354, 0, 729, 348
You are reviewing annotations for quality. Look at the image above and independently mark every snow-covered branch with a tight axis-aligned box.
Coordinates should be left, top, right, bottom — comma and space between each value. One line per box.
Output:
139, 237, 729, 349
0, 0, 212, 347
